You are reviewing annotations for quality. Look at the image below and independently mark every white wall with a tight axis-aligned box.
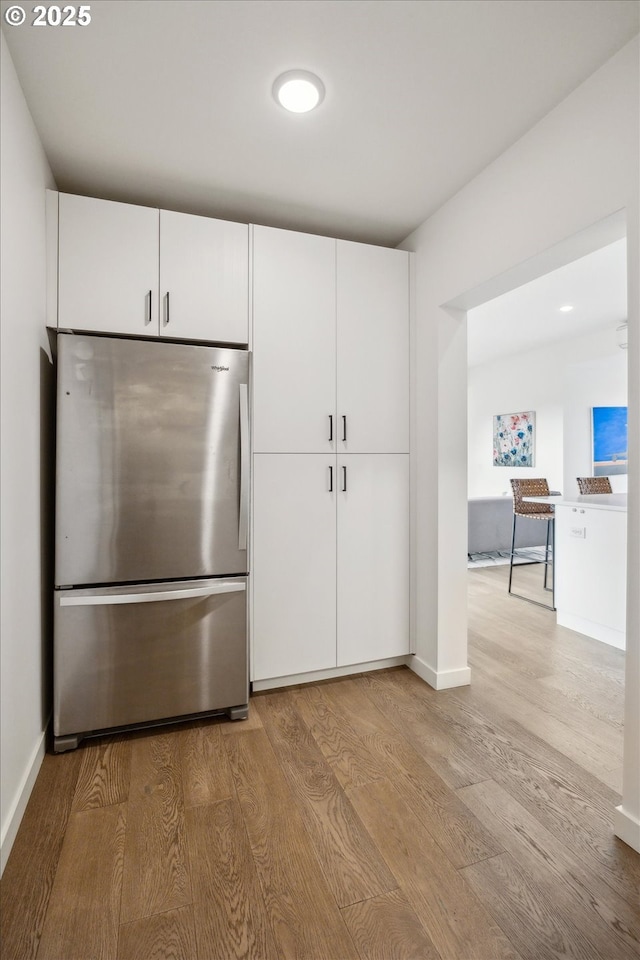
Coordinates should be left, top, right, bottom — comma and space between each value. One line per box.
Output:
401, 37, 640, 849
1, 34, 56, 875
468, 327, 628, 499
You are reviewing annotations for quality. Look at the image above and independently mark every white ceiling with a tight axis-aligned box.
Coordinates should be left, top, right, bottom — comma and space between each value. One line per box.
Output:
467, 239, 628, 367
2, 0, 638, 246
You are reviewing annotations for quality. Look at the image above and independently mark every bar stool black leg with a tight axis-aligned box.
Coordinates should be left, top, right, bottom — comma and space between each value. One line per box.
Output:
508, 512, 517, 595
551, 518, 555, 610
544, 518, 551, 589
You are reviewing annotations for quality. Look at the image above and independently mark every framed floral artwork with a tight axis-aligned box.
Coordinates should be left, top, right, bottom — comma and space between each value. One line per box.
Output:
493, 411, 535, 466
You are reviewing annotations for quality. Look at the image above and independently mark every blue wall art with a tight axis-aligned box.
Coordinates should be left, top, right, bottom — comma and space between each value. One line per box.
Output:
592, 406, 627, 476
493, 411, 535, 467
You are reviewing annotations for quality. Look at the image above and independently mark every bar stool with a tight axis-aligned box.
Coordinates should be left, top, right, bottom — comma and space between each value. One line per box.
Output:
576, 476, 612, 494
508, 478, 555, 610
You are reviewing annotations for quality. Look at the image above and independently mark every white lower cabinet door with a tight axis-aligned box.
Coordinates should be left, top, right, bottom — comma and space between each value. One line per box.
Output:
252, 454, 337, 681
337, 454, 410, 667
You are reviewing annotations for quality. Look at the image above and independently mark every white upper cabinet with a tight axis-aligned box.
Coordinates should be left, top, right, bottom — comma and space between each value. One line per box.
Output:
252, 226, 410, 454
57, 194, 249, 343
58, 194, 159, 336
337, 241, 409, 453
159, 210, 248, 343
252, 225, 336, 453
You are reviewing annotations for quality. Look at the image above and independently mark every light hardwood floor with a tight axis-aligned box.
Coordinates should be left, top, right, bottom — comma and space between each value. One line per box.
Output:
2, 562, 638, 960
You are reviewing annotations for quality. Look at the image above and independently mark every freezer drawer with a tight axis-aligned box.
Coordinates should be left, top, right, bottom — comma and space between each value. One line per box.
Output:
54, 578, 248, 749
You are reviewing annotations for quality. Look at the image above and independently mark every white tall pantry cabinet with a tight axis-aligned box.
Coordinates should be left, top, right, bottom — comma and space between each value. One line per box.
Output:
252, 225, 410, 684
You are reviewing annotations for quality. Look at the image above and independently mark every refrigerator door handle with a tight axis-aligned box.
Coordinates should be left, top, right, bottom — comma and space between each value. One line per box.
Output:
59, 581, 247, 607
238, 382, 249, 551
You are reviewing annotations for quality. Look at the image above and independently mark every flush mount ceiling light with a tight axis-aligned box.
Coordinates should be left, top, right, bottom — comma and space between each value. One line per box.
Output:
559, 304, 574, 313
273, 70, 325, 113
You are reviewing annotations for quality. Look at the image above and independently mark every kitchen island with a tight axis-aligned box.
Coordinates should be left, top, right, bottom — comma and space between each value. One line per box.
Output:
552, 493, 627, 649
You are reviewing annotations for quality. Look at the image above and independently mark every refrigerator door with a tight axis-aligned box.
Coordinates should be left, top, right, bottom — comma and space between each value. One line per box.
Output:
54, 578, 248, 742
55, 334, 249, 586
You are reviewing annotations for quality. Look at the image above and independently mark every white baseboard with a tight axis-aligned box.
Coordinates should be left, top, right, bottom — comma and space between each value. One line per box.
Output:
556, 612, 625, 650
1, 729, 47, 877
614, 804, 640, 853
252, 656, 410, 692
409, 656, 471, 690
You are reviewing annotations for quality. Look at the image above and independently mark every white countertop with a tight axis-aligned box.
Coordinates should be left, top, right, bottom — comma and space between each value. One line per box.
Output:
524, 493, 627, 512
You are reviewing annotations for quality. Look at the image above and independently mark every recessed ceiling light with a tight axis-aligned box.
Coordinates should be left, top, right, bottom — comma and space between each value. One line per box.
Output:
559, 304, 574, 313
273, 70, 325, 113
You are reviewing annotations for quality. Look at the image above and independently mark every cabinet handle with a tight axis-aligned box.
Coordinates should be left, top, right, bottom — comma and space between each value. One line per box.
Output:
147, 290, 152, 325
342, 415, 347, 442
328, 415, 333, 442
328, 465, 333, 492
165, 291, 170, 325
342, 466, 347, 492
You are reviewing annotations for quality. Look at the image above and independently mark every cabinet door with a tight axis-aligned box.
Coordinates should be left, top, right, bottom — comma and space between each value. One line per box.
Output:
252, 454, 336, 680
337, 242, 409, 453
58, 194, 159, 335
253, 226, 336, 453
337, 454, 409, 666
160, 210, 248, 344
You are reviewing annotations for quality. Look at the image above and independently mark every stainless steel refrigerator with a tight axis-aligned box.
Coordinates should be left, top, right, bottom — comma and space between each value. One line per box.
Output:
53, 333, 250, 751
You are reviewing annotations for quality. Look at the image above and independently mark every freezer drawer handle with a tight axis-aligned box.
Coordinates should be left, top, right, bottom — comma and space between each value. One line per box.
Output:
238, 383, 249, 550
59, 582, 246, 607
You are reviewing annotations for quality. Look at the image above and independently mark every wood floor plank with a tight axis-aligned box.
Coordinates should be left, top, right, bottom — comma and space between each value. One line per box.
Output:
37, 803, 126, 960
178, 720, 235, 808
120, 732, 192, 924
467, 647, 622, 788
360, 669, 492, 789
347, 778, 520, 960
117, 906, 197, 960
467, 628, 552, 680
469, 566, 624, 672
457, 779, 640, 960
388, 668, 640, 909
186, 799, 278, 960
292, 682, 385, 789
467, 638, 623, 759
71, 736, 131, 812
539, 671, 624, 730
320, 676, 502, 869
461, 851, 619, 960
340, 888, 441, 960
223, 728, 360, 960
254, 691, 397, 907
0, 750, 82, 960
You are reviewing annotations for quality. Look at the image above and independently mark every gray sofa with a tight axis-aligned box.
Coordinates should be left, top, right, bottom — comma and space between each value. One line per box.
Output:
468, 496, 548, 555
